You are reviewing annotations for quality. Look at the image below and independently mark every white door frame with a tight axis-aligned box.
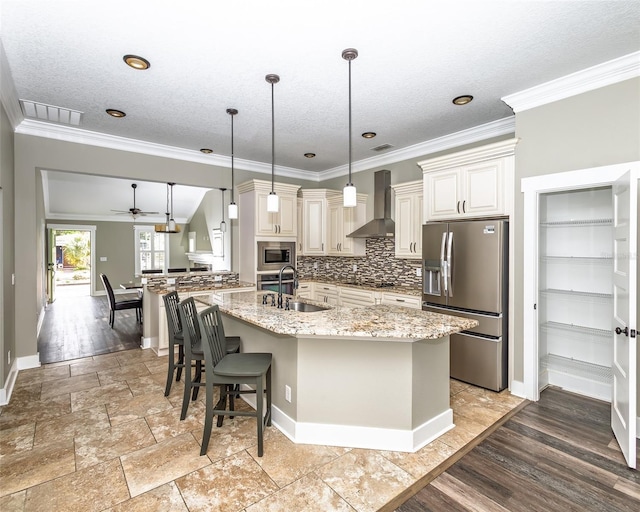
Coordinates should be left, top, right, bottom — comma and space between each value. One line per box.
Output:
521, 162, 639, 401
46, 224, 97, 296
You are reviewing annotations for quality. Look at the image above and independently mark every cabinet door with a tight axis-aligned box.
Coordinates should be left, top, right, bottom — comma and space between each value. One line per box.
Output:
327, 203, 343, 254
426, 170, 461, 219
278, 194, 297, 236
256, 192, 278, 235
395, 194, 414, 257
303, 198, 326, 255
413, 194, 424, 254
462, 160, 503, 216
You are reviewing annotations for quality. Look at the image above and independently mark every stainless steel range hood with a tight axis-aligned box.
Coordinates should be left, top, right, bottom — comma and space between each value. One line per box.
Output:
347, 169, 395, 238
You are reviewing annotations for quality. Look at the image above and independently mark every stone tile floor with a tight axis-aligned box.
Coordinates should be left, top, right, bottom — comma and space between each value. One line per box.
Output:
0, 348, 524, 511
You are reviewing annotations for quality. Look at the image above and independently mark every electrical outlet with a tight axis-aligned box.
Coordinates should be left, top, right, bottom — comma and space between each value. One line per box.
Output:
100, 256, 107, 262
285, 385, 292, 402
141, 278, 148, 284
214, 275, 223, 282
326, 263, 330, 270
7, 350, 10, 365
313, 262, 318, 270
416, 267, 422, 277
353, 264, 357, 272
167, 278, 176, 285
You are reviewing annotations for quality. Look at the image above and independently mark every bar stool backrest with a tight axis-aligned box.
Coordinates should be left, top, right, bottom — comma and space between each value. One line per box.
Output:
163, 291, 182, 337
178, 297, 200, 350
198, 305, 227, 367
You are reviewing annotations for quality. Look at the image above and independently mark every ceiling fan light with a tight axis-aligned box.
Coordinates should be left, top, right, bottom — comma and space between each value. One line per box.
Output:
343, 184, 357, 207
228, 202, 238, 219
267, 191, 279, 213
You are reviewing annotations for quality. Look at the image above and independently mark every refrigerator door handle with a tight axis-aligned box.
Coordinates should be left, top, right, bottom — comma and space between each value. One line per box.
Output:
440, 232, 448, 294
447, 231, 454, 297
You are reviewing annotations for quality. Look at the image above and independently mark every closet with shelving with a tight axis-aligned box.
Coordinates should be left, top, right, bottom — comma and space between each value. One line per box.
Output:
537, 186, 613, 400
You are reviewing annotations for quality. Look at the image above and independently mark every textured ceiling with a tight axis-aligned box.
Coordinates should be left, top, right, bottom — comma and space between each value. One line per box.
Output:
1, 1, 639, 218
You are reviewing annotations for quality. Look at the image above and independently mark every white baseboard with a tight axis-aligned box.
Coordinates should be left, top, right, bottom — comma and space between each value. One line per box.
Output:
241, 389, 452, 452
509, 379, 527, 399
0, 358, 19, 406
140, 336, 151, 349
0, 354, 40, 406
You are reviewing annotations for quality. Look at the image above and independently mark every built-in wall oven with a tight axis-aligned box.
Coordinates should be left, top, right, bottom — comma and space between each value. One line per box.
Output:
257, 241, 296, 272
257, 272, 295, 295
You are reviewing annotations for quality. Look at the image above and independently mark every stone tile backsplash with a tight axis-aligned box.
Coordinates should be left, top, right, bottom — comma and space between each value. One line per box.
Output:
297, 238, 421, 288
142, 271, 240, 288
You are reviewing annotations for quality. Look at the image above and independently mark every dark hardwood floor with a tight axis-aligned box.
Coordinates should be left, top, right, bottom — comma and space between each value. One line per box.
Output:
389, 387, 639, 512
37, 289, 142, 364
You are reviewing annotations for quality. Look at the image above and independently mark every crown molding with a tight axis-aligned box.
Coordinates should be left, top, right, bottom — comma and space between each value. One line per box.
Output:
502, 51, 640, 113
14, 118, 316, 181
319, 117, 516, 180
0, 40, 24, 129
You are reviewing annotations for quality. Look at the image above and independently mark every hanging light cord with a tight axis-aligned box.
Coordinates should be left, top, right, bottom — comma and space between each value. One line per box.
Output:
270, 79, 275, 193
348, 56, 353, 186
230, 113, 235, 203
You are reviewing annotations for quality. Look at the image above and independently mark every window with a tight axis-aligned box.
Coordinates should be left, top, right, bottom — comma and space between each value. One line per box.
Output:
134, 226, 168, 274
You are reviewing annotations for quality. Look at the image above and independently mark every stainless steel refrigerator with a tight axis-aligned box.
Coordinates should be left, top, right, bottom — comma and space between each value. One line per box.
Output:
422, 219, 508, 391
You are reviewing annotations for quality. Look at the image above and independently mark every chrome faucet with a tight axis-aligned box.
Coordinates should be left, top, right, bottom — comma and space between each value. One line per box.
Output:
278, 264, 298, 308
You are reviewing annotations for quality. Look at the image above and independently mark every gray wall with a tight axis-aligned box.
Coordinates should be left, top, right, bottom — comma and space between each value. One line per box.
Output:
1, 100, 15, 388
512, 77, 640, 405
46, 219, 189, 290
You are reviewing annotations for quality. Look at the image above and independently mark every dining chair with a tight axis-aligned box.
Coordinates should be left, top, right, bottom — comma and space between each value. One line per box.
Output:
196, 304, 272, 457
99, 273, 142, 328
175, 296, 243, 416
163, 291, 185, 396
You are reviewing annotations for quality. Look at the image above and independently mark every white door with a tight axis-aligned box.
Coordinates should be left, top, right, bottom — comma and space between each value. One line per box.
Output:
611, 170, 638, 469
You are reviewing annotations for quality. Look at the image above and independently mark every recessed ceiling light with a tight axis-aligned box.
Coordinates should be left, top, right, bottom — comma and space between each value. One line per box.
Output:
361, 132, 376, 139
452, 95, 473, 105
304, 153, 316, 158
200, 148, 213, 154
123, 54, 150, 70
106, 109, 126, 118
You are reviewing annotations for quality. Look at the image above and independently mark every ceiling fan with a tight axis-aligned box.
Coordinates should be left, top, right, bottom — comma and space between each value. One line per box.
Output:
111, 183, 159, 218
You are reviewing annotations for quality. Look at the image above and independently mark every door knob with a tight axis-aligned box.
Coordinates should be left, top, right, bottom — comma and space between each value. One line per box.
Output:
615, 326, 629, 336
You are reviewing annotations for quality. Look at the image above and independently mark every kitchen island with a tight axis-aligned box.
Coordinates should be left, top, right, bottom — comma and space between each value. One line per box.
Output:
195, 291, 478, 452
143, 280, 255, 355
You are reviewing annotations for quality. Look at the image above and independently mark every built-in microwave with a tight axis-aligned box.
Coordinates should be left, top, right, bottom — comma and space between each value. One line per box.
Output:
257, 241, 296, 271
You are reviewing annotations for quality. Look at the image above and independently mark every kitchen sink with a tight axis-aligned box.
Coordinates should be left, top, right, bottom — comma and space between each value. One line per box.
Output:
289, 301, 329, 313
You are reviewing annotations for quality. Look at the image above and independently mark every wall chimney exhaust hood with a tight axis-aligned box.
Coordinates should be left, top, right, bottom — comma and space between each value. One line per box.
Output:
347, 169, 395, 238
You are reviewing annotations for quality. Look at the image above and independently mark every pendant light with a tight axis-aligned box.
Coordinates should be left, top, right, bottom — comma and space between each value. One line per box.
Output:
342, 48, 358, 207
266, 73, 280, 213
155, 182, 180, 233
227, 108, 238, 219
219, 187, 227, 232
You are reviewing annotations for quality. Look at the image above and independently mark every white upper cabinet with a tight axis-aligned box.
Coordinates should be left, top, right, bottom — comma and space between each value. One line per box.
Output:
419, 138, 518, 221
392, 180, 423, 259
298, 189, 367, 257
326, 193, 367, 256
237, 179, 300, 238
299, 189, 329, 256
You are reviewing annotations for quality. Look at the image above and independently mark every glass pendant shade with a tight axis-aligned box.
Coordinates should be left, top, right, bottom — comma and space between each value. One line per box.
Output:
220, 220, 227, 232
343, 184, 357, 207
267, 191, 279, 213
228, 202, 238, 219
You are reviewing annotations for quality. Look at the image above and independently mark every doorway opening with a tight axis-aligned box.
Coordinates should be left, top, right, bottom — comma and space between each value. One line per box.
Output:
46, 224, 96, 301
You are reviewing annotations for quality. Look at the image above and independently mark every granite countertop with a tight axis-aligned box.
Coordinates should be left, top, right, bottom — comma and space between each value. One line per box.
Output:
146, 281, 255, 295
301, 278, 421, 296
195, 291, 477, 341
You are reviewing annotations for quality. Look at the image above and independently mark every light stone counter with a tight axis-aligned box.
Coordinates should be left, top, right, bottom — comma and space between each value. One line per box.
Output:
196, 291, 476, 340
194, 291, 478, 453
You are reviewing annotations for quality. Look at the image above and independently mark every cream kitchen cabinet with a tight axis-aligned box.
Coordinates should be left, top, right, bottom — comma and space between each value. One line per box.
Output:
338, 286, 377, 307
237, 179, 300, 238
298, 189, 367, 257
299, 189, 329, 256
326, 193, 367, 256
392, 180, 423, 259
314, 283, 338, 305
419, 138, 517, 221
380, 291, 421, 309
296, 281, 313, 299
